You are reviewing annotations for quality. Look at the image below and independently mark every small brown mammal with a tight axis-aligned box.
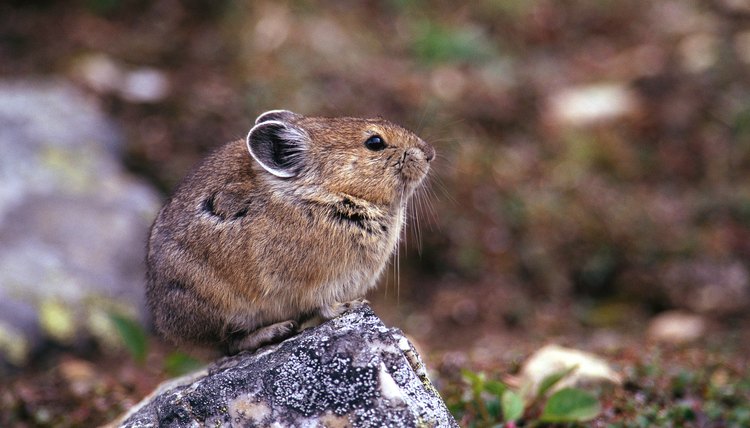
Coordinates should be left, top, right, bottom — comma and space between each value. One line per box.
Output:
146, 110, 434, 354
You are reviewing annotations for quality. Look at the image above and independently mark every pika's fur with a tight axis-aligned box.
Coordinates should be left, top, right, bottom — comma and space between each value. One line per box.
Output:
145, 110, 434, 354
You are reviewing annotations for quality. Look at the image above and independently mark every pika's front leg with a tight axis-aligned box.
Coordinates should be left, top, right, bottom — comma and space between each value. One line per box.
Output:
226, 320, 298, 354
299, 299, 369, 331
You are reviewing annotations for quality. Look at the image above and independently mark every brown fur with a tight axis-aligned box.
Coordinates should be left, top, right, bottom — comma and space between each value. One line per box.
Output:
145, 110, 434, 353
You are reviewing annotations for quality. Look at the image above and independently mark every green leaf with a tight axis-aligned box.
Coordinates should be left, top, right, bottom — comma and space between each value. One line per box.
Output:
461, 369, 486, 396
108, 313, 148, 364
484, 379, 508, 397
538, 365, 578, 398
540, 387, 601, 422
486, 396, 501, 420
501, 389, 525, 422
164, 352, 204, 376
461, 368, 484, 384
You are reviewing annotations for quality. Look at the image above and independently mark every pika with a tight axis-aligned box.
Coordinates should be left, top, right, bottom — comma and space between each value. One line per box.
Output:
146, 110, 434, 354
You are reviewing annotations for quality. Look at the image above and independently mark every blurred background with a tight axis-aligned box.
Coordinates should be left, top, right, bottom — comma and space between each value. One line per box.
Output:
1, 0, 749, 426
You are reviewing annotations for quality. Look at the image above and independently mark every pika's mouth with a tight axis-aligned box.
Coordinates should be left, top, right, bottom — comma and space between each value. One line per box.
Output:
398, 146, 433, 185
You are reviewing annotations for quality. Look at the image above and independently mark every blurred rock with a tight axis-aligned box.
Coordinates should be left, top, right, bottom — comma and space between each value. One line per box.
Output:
0, 79, 161, 365
718, 0, 750, 14
735, 30, 750, 64
647, 311, 706, 344
73, 54, 170, 103
58, 358, 99, 397
546, 83, 639, 127
430, 66, 467, 101
72, 54, 124, 94
679, 33, 719, 73
519, 344, 621, 398
252, 4, 291, 52
119, 68, 170, 103
115, 305, 457, 427
661, 259, 750, 314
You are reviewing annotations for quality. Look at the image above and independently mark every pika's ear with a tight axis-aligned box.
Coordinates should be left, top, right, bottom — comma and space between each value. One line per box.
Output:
246, 120, 308, 178
254, 109, 302, 125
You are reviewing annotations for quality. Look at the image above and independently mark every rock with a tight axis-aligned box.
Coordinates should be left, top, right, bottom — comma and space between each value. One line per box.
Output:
678, 33, 719, 73
119, 68, 170, 103
661, 258, 750, 314
737, 30, 750, 65
116, 305, 457, 428
545, 83, 639, 127
647, 311, 706, 344
72, 54, 171, 103
58, 358, 100, 398
519, 344, 621, 398
0, 79, 161, 365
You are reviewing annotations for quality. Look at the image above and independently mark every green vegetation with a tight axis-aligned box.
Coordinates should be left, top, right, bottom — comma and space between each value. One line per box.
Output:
612, 357, 750, 428
411, 20, 496, 65
163, 352, 205, 377
448, 368, 601, 426
444, 351, 750, 427
109, 312, 204, 376
108, 312, 148, 364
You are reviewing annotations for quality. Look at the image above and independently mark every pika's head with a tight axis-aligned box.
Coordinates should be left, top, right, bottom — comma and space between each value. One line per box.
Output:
246, 109, 434, 206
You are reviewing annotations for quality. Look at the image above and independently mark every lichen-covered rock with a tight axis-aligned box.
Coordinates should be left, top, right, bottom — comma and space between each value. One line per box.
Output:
0, 79, 161, 365
117, 305, 457, 427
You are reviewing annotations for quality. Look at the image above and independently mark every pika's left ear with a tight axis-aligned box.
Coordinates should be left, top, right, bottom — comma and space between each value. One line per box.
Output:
254, 109, 302, 125
246, 120, 308, 178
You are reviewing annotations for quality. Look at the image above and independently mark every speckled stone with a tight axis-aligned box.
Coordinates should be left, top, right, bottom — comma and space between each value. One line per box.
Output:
117, 304, 457, 427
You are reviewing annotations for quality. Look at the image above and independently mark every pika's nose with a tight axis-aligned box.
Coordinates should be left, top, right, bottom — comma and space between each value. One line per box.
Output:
418, 140, 436, 162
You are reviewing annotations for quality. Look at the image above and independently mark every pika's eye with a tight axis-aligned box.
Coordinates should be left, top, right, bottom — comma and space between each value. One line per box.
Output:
364, 135, 387, 151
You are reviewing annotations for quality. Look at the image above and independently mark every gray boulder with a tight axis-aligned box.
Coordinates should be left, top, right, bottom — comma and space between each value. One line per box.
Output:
117, 305, 458, 427
0, 79, 161, 365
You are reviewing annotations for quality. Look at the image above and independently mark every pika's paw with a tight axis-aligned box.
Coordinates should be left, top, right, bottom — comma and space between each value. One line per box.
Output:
272, 320, 299, 337
227, 320, 299, 354
318, 298, 369, 320
342, 298, 369, 311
